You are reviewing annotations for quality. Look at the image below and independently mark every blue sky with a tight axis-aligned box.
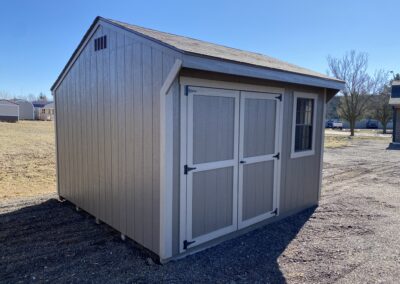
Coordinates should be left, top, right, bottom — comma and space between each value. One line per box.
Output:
1, 0, 399, 98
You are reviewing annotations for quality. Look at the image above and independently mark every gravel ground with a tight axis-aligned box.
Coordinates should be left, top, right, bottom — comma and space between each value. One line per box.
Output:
1, 139, 399, 283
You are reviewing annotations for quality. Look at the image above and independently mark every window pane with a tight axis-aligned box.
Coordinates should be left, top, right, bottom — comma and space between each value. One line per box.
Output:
295, 97, 314, 152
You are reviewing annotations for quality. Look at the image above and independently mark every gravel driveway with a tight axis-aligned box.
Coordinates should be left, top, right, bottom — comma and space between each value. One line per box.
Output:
1, 138, 399, 283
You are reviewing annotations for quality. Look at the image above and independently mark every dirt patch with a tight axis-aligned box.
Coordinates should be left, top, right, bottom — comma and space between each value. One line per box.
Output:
1, 138, 399, 283
0, 121, 56, 200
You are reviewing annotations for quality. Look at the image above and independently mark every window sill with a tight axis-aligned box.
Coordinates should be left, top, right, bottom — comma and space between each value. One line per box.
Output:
290, 150, 315, 159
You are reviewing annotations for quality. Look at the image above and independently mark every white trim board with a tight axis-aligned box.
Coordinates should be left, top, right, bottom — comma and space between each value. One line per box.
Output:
159, 59, 182, 260
317, 90, 327, 201
181, 86, 239, 252
180, 77, 284, 95
179, 84, 188, 253
290, 91, 318, 159
237, 90, 283, 229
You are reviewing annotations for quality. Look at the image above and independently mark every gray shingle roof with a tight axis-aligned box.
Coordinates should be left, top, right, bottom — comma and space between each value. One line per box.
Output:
106, 18, 342, 83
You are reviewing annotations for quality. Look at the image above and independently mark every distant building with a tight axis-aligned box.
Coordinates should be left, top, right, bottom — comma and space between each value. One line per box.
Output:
32, 100, 47, 119
0, 99, 19, 122
38, 102, 55, 121
390, 81, 400, 144
32, 100, 54, 120
11, 99, 34, 120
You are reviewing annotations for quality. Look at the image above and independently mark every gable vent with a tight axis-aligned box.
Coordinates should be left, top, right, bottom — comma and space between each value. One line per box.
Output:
94, 35, 107, 51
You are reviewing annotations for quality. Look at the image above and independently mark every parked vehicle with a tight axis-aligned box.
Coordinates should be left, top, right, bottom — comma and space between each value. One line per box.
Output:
326, 119, 343, 130
366, 119, 378, 129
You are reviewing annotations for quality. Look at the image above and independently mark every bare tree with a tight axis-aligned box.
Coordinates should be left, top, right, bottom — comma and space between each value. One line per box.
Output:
38, 92, 48, 102
327, 51, 389, 136
0, 90, 11, 99
26, 93, 37, 102
372, 89, 392, 134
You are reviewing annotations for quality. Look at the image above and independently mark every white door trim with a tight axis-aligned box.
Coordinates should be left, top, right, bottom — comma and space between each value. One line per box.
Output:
180, 76, 284, 95
179, 84, 188, 253
186, 86, 239, 249
180, 85, 239, 251
238, 90, 283, 229
179, 80, 285, 253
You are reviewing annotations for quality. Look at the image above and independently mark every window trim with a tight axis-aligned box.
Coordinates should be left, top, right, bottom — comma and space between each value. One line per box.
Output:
291, 92, 318, 159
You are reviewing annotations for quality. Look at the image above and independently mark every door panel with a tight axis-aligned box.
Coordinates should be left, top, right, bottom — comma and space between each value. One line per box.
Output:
192, 166, 233, 238
243, 98, 276, 157
242, 160, 274, 221
184, 86, 239, 249
193, 95, 235, 164
238, 91, 280, 229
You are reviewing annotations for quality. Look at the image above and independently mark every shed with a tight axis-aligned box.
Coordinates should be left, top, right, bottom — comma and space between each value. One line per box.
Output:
0, 99, 19, 122
32, 100, 48, 120
11, 99, 34, 120
39, 102, 55, 121
389, 81, 400, 144
51, 16, 345, 262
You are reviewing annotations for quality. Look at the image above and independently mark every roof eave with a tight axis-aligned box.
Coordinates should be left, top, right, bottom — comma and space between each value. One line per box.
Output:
181, 53, 345, 91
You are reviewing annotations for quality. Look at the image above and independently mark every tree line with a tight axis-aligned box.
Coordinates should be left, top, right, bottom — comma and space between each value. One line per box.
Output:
0, 91, 49, 102
327, 50, 396, 135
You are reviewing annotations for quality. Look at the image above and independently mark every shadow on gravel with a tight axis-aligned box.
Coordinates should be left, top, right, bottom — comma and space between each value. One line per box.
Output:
0, 199, 315, 283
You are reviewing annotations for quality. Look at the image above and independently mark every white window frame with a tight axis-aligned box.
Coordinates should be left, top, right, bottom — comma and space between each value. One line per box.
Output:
291, 92, 318, 159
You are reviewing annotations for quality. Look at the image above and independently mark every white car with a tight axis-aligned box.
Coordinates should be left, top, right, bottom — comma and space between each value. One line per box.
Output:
332, 121, 343, 130
326, 120, 343, 130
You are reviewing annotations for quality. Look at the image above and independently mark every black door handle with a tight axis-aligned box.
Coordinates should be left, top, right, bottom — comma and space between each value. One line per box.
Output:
240, 160, 246, 164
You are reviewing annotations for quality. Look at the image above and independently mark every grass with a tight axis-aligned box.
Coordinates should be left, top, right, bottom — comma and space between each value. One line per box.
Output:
324, 131, 391, 148
0, 121, 56, 200
324, 135, 350, 148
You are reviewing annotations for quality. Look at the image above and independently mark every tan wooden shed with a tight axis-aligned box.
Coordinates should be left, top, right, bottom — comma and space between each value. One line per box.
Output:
51, 16, 344, 262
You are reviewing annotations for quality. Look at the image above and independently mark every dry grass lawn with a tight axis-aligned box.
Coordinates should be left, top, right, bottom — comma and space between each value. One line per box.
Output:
0, 121, 56, 200
324, 130, 391, 149
324, 135, 350, 148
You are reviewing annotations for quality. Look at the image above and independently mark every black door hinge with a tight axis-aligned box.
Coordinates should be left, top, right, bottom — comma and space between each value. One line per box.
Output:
272, 208, 278, 215
275, 94, 282, 101
183, 240, 196, 250
273, 153, 280, 160
184, 165, 197, 175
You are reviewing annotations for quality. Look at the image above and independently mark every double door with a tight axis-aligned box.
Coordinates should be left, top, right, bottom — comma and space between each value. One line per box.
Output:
180, 85, 282, 251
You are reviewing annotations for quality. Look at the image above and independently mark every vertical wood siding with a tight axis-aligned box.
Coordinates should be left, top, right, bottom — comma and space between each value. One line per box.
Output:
280, 88, 324, 213
54, 24, 180, 255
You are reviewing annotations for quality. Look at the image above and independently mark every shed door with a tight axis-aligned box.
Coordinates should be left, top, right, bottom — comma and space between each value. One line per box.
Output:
238, 91, 281, 229
183, 86, 239, 250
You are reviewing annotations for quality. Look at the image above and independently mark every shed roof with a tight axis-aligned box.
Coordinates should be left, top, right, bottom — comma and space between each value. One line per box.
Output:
32, 101, 48, 108
11, 99, 34, 105
107, 18, 341, 84
42, 102, 55, 109
0, 99, 18, 105
51, 16, 345, 91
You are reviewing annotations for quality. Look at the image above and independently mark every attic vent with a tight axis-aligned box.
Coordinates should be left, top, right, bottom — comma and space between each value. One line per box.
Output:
94, 36, 107, 51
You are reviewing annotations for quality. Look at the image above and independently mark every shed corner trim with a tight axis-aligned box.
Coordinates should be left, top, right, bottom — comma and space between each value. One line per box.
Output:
159, 58, 182, 260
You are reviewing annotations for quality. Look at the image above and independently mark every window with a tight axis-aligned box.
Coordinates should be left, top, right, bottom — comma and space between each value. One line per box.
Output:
291, 92, 317, 158
41, 109, 46, 114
